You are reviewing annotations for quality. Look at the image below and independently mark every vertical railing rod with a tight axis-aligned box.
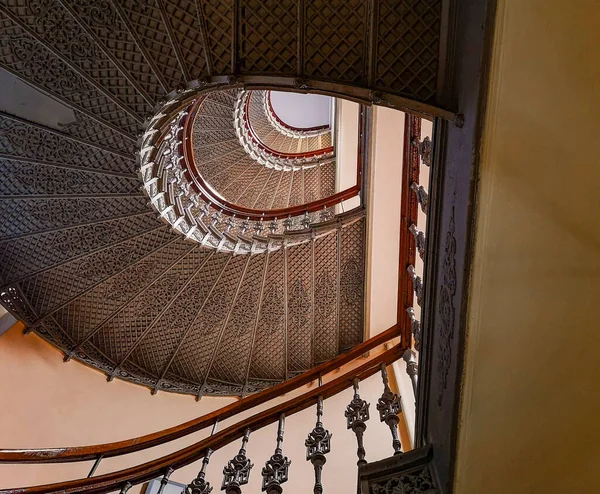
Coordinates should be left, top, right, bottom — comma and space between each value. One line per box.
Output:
87, 454, 103, 478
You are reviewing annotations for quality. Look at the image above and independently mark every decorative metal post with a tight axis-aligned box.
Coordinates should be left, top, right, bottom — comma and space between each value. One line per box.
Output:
305, 395, 332, 494
186, 449, 214, 494
412, 135, 432, 167
402, 349, 419, 397
344, 378, 370, 466
157, 466, 174, 494
222, 428, 253, 494
408, 224, 426, 261
261, 414, 291, 494
406, 307, 421, 351
410, 183, 428, 214
376, 363, 403, 455
119, 482, 132, 494
407, 265, 424, 306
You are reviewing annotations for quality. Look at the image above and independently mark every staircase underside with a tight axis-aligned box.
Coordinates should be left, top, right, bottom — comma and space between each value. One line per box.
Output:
0, 0, 445, 396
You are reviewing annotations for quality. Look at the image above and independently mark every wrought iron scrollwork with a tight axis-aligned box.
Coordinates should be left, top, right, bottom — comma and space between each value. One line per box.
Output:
376, 364, 403, 456
186, 449, 214, 494
261, 414, 291, 494
305, 395, 332, 494
222, 428, 253, 494
345, 378, 370, 466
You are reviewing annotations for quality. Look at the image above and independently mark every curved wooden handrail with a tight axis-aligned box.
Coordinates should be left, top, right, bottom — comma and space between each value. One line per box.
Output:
182, 98, 362, 221
0, 325, 400, 464
0, 345, 402, 494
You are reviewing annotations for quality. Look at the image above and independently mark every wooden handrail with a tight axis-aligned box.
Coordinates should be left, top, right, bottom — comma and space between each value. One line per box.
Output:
0, 324, 401, 464
0, 345, 402, 494
398, 115, 421, 344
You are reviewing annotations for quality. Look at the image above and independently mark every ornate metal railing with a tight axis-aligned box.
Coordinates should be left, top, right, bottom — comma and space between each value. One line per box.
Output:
139, 92, 366, 253
0, 325, 412, 493
234, 90, 334, 171
396, 115, 431, 428
0, 112, 436, 494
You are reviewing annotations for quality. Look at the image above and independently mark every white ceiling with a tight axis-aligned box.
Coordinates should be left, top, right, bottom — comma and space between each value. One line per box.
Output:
269, 90, 332, 129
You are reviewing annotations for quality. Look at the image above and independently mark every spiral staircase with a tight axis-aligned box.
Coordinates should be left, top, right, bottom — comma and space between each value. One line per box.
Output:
0, 0, 495, 492
0, 0, 448, 398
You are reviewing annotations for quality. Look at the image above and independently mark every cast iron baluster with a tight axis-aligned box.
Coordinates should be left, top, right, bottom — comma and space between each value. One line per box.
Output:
119, 481, 132, 494
412, 136, 432, 167
344, 378, 370, 466
402, 349, 419, 396
406, 307, 421, 351
261, 414, 291, 494
410, 183, 428, 214
408, 224, 426, 261
305, 390, 332, 494
157, 466, 174, 494
186, 449, 214, 494
186, 421, 219, 494
376, 363, 403, 456
87, 454, 103, 478
407, 265, 424, 306
222, 428, 253, 494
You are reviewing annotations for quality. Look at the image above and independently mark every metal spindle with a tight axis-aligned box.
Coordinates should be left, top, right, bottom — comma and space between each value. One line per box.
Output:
407, 265, 424, 306
406, 307, 421, 351
156, 466, 174, 494
402, 349, 419, 396
305, 393, 332, 494
408, 224, 426, 261
87, 454, 103, 478
222, 428, 253, 494
119, 481, 132, 494
185, 421, 219, 494
344, 378, 370, 466
410, 183, 428, 214
185, 449, 214, 494
413, 136, 432, 167
261, 414, 291, 494
376, 363, 403, 455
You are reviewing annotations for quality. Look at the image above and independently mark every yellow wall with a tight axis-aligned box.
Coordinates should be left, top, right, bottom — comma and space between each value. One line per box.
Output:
455, 0, 600, 492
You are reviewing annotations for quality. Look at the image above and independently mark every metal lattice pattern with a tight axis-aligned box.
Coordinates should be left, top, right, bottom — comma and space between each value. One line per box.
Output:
0, 0, 451, 395
191, 91, 336, 212
304, 0, 367, 84
374, 0, 441, 102
239, 0, 297, 74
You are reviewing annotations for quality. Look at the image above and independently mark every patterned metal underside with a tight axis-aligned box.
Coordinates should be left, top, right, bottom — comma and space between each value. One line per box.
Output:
193, 90, 336, 210
0, 0, 442, 395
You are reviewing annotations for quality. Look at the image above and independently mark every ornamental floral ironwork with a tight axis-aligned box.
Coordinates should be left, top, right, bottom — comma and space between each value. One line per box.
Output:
261, 415, 291, 494
222, 429, 253, 494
